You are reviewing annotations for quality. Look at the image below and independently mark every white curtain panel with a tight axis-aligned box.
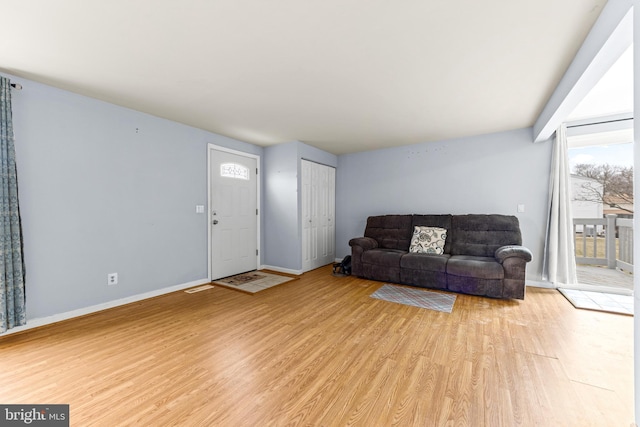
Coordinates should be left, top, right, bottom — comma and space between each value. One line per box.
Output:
543, 124, 578, 285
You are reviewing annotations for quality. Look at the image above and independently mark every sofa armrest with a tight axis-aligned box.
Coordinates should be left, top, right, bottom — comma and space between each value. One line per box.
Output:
349, 237, 378, 251
495, 245, 532, 263
349, 237, 378, 277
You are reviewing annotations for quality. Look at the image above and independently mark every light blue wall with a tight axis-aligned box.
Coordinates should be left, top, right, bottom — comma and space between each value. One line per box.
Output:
10, 75, 263, 321
263, 142, 300, 270
299, 143, 338, 167
335, 128, 552, 281
6, 74, 549, 324
263, 141, 337, 271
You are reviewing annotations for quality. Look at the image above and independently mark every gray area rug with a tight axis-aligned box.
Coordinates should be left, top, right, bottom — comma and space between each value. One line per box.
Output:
371, 284, 456, 313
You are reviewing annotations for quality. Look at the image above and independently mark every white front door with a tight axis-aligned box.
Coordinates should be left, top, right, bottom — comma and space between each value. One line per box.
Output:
209, 147, 258, 280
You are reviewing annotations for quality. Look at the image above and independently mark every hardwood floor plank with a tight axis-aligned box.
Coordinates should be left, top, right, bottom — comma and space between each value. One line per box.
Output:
0, 265, 634, 426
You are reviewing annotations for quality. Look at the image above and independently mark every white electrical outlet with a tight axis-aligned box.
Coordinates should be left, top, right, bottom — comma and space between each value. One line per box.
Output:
107, 273, 118, 285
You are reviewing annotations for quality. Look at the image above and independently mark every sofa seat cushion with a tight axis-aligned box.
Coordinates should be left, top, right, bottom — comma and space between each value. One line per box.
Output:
447, 255, 504, 279
362, 249, 405, 267
400, 253, 449, 273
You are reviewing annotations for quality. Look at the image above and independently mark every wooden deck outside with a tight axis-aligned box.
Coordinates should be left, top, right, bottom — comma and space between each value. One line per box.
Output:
573, 216, 634, 293
576, 264, 634, 292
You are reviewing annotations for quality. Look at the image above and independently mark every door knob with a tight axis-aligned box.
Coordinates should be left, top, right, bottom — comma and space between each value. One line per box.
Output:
213, 220, 219, 225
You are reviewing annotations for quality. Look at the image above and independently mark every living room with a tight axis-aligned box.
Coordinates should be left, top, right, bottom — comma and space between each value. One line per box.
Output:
0, 0, 638, 425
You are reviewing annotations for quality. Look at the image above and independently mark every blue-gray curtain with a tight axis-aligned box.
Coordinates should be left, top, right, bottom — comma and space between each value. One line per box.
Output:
0, 76, 26, 333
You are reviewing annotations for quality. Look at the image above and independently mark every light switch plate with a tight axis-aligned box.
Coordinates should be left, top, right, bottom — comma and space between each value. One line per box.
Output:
196, 205, 205, 214
517, 204, 525, 213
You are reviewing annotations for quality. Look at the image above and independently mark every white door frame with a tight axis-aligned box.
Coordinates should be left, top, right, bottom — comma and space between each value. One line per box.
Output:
207, 143, 261, 280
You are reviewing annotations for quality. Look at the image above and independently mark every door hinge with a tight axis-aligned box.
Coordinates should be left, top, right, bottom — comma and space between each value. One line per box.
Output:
256, 249, 259, 256
256, 168, 259, 175
256, 208, 259, 215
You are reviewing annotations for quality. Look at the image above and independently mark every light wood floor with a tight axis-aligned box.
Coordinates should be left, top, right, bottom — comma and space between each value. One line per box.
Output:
0, 265, 633, 426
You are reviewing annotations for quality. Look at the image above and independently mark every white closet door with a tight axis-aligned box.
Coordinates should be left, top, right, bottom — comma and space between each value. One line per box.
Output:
302, 160, 315, 271
302, 160, 335, 272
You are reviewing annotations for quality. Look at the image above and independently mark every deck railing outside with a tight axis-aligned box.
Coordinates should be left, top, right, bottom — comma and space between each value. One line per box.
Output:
574, 214, 633, 272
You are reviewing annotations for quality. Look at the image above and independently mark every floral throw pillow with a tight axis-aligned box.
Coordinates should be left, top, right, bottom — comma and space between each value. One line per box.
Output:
409, 226, 447, 255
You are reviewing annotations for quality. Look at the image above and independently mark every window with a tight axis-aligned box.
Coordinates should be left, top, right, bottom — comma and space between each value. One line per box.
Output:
220, 163, 250, 180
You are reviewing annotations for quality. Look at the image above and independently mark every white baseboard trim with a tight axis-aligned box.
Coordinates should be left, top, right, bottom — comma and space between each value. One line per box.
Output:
0, 278, 211, 337
526, 280, 556, 289
260, 265, 303, 275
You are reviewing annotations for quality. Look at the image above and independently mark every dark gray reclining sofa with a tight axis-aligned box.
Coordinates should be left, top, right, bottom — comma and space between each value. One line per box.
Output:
348, 214, 532, 299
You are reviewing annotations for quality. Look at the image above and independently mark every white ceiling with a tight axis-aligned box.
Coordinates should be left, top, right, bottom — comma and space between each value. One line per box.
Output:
0, 0, 608, 155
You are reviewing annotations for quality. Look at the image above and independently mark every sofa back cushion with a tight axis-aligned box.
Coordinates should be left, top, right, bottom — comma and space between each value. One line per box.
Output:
364, 215, 413, 250
451, 214, 522, 257
412, 214, 453, 254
